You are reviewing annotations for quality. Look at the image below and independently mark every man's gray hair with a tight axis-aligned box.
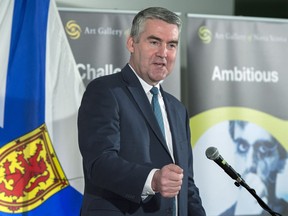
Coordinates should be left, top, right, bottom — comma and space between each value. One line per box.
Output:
130, 7, 182, 42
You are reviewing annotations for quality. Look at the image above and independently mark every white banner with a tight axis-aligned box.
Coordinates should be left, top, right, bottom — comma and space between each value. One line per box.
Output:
187, 14, 288, 216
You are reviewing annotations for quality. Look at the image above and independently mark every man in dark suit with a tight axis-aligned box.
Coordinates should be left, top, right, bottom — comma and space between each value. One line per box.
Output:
78, 7, 206, 216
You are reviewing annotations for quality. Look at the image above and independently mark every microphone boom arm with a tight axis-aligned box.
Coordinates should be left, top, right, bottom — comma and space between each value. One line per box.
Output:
234, 178, 282, 216
205, 146, 282, 216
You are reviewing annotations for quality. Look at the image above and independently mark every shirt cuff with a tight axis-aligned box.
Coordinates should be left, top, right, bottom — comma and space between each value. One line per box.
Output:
141, 168, 159, 199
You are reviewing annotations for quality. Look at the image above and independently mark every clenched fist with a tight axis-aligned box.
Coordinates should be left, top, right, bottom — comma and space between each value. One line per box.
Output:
152, 164, 183, 198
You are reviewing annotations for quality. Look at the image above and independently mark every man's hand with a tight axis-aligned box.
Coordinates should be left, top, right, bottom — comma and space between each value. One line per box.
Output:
152, 164, 183, 198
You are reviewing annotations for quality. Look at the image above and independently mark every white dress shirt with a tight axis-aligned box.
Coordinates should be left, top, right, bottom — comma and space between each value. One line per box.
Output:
128, 65, 175, 197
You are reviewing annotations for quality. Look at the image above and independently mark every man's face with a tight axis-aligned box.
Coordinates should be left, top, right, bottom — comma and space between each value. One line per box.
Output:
127, 19, 179, 86
233, 122, 281, 185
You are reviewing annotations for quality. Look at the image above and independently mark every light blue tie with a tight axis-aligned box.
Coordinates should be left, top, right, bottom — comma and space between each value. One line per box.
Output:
150, 87, 165, 137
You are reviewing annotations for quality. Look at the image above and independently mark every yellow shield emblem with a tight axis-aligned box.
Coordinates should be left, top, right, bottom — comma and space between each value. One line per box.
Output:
0, 124, 68, 213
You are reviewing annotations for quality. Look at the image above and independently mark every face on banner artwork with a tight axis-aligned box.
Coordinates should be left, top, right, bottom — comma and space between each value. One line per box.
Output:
190, 107, 288, 216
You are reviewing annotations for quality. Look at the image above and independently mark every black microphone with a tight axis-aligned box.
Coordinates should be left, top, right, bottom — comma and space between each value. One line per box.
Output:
205, 146, 243, 183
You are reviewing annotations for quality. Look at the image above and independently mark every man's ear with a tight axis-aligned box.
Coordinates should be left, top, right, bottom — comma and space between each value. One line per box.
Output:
126, 36, 134, 53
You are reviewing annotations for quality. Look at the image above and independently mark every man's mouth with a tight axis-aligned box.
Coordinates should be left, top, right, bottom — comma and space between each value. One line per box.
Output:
153, 62, 166, 67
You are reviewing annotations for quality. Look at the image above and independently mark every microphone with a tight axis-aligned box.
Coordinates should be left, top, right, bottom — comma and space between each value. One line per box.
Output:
205, 146, 243, 183
206, 147, 283, 216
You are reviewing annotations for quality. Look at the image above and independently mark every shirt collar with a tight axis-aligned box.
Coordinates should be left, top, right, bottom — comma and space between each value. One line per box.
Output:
128, 64, 161, 95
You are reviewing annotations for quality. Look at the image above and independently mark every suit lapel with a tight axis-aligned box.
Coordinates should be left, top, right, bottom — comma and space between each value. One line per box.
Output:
162, 91, 180, 164
121, 65, 170, 154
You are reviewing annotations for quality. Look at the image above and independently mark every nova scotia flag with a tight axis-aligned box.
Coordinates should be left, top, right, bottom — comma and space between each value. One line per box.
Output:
0, 0, 84, 215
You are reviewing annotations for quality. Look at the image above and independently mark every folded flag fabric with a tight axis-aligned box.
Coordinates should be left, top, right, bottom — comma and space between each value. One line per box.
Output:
0, 0, 85, 215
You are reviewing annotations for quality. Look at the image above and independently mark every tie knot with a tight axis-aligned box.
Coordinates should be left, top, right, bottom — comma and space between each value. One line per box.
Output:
150, 86, 159, 95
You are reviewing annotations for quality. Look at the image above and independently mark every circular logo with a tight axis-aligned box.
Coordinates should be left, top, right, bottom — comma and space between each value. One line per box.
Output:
65, 20, 81, 40
198, 26, 212, 44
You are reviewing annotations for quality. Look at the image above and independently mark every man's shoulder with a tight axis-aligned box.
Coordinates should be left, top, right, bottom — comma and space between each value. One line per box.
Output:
87, 64, 134, 87
87, 71, 123, 88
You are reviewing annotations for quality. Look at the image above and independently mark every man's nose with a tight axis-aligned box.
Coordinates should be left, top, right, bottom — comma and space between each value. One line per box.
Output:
157, 44, 168, 58
246, 148, 257, 173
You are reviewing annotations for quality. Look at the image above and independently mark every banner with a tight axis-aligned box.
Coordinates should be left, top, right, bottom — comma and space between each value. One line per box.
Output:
187, 15, 288, 216
59, 8, 181, 100
0, 0, 84, 215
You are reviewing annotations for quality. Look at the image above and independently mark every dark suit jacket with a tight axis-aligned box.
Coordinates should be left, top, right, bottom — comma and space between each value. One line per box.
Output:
78, 64, 206, 216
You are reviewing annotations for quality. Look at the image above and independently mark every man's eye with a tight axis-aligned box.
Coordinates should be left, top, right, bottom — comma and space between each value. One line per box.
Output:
150, 40, 159, 46
257, 141, 277, 154
168, 43, 177, 49
236, 140, 249, 153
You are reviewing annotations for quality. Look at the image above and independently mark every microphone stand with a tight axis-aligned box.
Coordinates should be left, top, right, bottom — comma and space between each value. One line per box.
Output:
234, 176, 282, 216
